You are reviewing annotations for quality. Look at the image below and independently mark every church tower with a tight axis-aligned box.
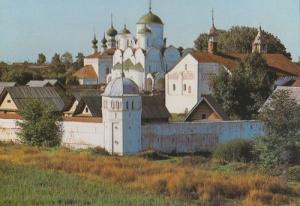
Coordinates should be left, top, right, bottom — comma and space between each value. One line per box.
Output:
252, 26, 267, 53
92, 34, 98, 54
106, 14, 118, 49
102, 70, 142, 155
136, 0, 164, 49
137, 24, 152, 50
100, 32, 107, 52
208, 9, 218, 54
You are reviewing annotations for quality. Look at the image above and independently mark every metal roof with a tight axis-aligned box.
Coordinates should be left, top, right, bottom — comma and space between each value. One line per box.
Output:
141, 96, 170, 121
2, 86, 65, 112
74, 96, 102, 117
103, 77, 139, 97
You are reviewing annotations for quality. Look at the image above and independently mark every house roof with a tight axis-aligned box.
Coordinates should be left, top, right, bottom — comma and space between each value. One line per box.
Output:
141, 96, 170, 121
74, 65, 98, 80
85, 48, 116, 59
292, 80, 300, 87
185, 95, 229, 121
74, 96, 102, 117
26, 80, 52, 87
0, 82, 17, 95
1, 86, 65, 112
190, 52, 300, 76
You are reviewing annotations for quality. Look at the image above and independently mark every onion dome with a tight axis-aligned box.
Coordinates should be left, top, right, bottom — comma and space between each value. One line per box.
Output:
120, 24, 131, 35
107, 26, 118, 37
103, 77, 139, 96
92, 34, 98, 45
138, 24, 152, 34
101, 33, 107, 44
137, 11, 163, 25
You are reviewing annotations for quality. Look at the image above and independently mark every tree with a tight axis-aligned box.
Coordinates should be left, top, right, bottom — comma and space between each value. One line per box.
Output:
213, 53, 276, 119
37, 53, 46, 65
194, 26, 291, 59
61, 51, 73, 69
17, 100, 62, 147
255, 89, 300, 167
49, 53, 65, 74
74, 52, 84, 69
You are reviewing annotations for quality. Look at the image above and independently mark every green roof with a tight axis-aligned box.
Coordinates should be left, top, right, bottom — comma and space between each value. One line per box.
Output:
113, 60, 144, 72
120, 25, 131, 35
106, 26, 118, 37
137, 11, 163, 25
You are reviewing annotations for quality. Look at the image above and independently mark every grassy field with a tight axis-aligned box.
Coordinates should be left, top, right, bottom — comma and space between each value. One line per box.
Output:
0, 143, 299, 206
0, 163, 193, 206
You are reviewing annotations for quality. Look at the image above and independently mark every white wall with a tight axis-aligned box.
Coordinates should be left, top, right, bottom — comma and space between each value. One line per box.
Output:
0, 119, 19, 142
142, 120, 264, 153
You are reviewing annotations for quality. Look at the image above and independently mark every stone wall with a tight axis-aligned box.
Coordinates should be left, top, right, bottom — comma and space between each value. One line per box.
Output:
142, 120, 264, 153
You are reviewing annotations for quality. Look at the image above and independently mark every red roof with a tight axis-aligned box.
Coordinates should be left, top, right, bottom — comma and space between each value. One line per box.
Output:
74, 65, 97, 79
85, 48, 116, 59
190, 52, 300, 76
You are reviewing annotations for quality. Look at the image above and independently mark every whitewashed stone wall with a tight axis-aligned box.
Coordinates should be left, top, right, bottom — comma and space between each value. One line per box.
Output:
142, 120, 264, 153
62, 121, 104, 149
0, 118, 264, 154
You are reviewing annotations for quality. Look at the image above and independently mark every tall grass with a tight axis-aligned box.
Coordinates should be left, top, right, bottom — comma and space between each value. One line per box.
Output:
0, 143, 299, 205
0, 163, 191, 206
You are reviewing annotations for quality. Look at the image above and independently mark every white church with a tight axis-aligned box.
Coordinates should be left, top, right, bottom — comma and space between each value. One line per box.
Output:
75, 1, 181, 92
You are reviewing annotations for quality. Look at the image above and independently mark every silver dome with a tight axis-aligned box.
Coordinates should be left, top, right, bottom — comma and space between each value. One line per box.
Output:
103, 77, 139, 96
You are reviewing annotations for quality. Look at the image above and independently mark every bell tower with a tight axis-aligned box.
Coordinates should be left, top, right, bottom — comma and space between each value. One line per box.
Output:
252, 26, 267, 53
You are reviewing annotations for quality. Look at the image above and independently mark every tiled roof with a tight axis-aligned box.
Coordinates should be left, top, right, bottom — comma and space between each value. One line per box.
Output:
142, 96, 170, 121
85, 48, 115, 59
74, 65, 97, 79
185, 95, 229, 121
292, 80, 300, 87
190, 52, 300, 75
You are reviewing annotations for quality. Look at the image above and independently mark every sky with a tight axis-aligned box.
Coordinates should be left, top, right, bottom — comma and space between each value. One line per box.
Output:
0, 0, 299, 62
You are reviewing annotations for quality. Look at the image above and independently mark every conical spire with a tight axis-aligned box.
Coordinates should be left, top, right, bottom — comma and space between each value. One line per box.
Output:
149, 0, 152, 12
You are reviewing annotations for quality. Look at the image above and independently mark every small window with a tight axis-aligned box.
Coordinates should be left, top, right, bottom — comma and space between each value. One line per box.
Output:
183, 84, 187, 91
188, 86, 191, 93
116, 101, 119, 109
85, 107, 89, 113
132, 101, 134, 109
202, 114, 207, 119
7, 99, 11, 103
111, 101, 114, 109
173, 84, 176, 91
126, 101, 129, 110
106, 67, 110, 75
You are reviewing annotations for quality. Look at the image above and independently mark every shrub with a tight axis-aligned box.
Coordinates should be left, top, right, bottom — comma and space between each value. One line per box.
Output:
90, 147, 110, 156
138, 149, 169, 160
286, 166, 300, 182
17, 99, 62, 147
213, 139, 255, 163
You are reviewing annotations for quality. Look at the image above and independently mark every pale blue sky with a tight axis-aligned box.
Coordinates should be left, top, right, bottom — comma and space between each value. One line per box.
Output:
0, 0, 299, 62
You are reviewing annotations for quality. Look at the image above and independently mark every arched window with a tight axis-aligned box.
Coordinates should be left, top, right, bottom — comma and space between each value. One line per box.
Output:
183, 84, 187, 91
116, 101, 119, 109
111, 101, 114, 109
185, 64, 187, 70
126, 101, 129, 110
173, 84, 176, 91
132, 101, 134, 110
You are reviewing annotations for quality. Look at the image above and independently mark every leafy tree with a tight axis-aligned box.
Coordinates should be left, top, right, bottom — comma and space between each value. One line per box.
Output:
65, 75, 79, 85
37, 53, 46, 65
1, 69, 35, 85
74, 52, 84, 69
61, 52, 73, 69
255, 89, 300, 167
17, 100, 62, 147
49, 53, 65, 74
194, 26, 291, 59
213, 53, 276, 119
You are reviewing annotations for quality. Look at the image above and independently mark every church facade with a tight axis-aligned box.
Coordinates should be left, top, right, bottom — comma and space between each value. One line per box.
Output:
75, 3, 181, 92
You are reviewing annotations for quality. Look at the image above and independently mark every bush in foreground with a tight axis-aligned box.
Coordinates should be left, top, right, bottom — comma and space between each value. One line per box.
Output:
17, 100, 62, 147
213, 139, 255, 163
